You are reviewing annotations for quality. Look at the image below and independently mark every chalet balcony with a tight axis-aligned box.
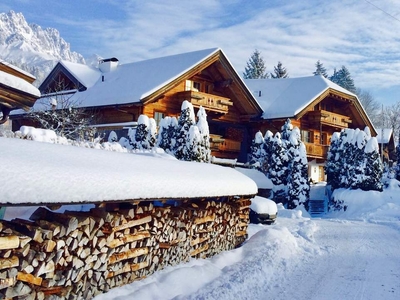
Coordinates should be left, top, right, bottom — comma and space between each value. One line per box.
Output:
177, 91, 233, 114
305, 142, 329, 159
308, 110, 352, 128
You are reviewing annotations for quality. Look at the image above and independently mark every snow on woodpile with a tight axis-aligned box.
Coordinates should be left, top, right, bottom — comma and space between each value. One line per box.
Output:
0, 137, 257, 205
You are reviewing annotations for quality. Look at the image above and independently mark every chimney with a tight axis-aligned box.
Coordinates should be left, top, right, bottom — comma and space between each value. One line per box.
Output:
99, 57, 119, 73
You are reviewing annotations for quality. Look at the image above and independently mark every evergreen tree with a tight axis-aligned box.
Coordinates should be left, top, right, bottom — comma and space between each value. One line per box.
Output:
134, 114, 152, 150
249, 131, 265, 169
108, 131, 118, 143
243, 49, 269, 79
287, 141, 310, 210
269, 132, 290, 205
349, 129, 368, 189
174, 100, 196, 160
325, 132, 341, 189
271, 61, 289, 79
157, 116, 178, 154
263, 130, 274, 174
196, 106, 211, 162
360, 137, 383, 191
330, 65, 356, 94
187, 125, 202, 162
281, 118, 293, 141
127, 127, 137, 150
313, 60, 328, 78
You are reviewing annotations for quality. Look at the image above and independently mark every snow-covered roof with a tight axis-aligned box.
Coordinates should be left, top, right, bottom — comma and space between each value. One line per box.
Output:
244, 75, 357, 119
0, 58, 36, 80
66, 48, 220, 108
60, 60, 101, 89
375, 128, 393, 144
0, 70, 40, 97
0, 137, 257, 205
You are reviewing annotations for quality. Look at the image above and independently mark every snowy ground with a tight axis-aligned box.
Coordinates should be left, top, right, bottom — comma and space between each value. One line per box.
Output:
94, 185, 400, 300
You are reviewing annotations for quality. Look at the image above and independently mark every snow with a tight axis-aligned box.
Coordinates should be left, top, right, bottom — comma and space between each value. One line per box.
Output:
94, 181, 400, 300
250, 196, 278, 215
376, 128, 393, 144
235, 167, 273, 189
59, 60, 102, 90
244, 75, 360, 119
0, 136, 257, 205
0, 69, 40, 97
365, 136, 379, 153
64, 48, 220, 108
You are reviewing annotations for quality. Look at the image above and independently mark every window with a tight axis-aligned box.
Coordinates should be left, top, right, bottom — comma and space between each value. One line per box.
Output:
154, 111, 164, 126
184, 80, 201, 92
301, 130, 311, 143
193, 82, 201, 92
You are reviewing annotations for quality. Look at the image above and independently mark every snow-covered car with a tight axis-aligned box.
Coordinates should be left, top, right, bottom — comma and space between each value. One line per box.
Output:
249, 196, 278, 225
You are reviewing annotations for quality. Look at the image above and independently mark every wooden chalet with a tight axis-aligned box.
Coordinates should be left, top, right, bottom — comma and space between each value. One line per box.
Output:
12, 48, 263, 161
376, 128, 396, 165
245, 76, 376, 182
0, 59, 40, 126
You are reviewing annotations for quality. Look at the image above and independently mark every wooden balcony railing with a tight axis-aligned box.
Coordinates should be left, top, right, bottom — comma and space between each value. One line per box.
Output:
304, 142, 329, 158
176, 91, 233, 114
210, 135, 241, 153
308, 110, 352, 128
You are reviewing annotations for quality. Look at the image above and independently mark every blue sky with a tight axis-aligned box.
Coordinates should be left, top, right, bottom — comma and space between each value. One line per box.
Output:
1, 0, 400, 106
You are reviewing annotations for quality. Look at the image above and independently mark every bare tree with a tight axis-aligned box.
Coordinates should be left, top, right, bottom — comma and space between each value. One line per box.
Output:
29, 80, 96, 140
356, 88, 381, 126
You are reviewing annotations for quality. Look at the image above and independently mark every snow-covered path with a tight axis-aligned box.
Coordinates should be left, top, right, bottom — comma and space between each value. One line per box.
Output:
267, 219, 400, 300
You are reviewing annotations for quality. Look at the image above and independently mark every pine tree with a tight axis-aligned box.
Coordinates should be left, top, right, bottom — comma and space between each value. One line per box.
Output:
325, 132, 341, 189
269, 132, 290, 205
134, 114, 151, 150
196, 106, 211, 162
313, 60, 328, 78
243, 49, 269, 79
174, 100, 196, 160
349, 129, 368, 189
156, 116, 178, 154
330, 65, 356, 94
271, 61, 289, 79
361, 137, 383, 191
249, 131, 265, 169
187, 125, 202, 162
281, 118, 293, 141
287, 141, 310, 210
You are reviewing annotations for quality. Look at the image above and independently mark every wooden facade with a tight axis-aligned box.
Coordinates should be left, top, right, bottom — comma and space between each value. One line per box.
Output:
0, 60, 40, 125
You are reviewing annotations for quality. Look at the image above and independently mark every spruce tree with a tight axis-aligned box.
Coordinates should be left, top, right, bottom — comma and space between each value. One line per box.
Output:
281, 118, 293, 141
249, 131, 265, 170
361, 137, 383, 191
271, 61, 289, 79
134, 114, 151, 150
187, 125, 202, 162
313, 60, 328, 78
196, 106, 211, 162
330, 65, 356, 94
269, 132, 290, 205
349, 129, 368, 189
174, 100, 196, 160
325, 132, 341, 189
243, 49, 269, 79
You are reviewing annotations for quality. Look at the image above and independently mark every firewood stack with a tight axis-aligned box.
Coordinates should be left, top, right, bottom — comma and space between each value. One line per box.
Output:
0, 196, 252, 299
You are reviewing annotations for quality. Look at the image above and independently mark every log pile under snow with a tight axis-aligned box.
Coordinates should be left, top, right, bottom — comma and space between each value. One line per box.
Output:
0, 196, 251, 299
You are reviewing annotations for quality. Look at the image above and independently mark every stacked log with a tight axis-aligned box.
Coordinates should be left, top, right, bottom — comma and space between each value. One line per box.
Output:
0, 196, 252, 299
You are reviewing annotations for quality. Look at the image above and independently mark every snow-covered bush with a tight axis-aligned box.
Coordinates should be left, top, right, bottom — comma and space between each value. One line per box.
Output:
174, 100, 196, 161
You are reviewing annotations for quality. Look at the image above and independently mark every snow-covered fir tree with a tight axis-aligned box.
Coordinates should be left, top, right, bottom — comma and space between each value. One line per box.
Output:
156, 116, 178, 154
287, 141, 310, 210
361, 137, 383, 191
270, 61, 289, 79
263, 130, 274, 174
196, 106, 211, 162
243, 49, 269, 79
281, 118, 293, 141
174, 100, 196, 160
249, 131, 266, 169
325, 132, 341, 189
313, 60, 328, 78
133, 115, 152, 150
349, 129, 369, 189
269, 132, 290, 205
330, 66, 356, 94
187, 125, 202, 162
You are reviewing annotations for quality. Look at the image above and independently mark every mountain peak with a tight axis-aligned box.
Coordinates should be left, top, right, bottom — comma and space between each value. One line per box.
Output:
0, 10, 86, 85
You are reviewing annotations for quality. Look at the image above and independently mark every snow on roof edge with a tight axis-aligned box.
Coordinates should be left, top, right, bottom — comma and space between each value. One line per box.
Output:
139, 48, 220, 100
